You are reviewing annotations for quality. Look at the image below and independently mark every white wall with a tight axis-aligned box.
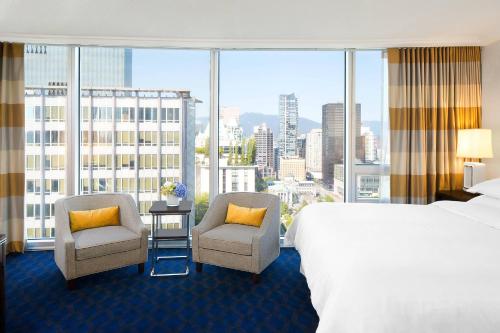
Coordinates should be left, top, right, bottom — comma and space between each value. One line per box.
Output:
482, 41, 500, 178
1, 0, 500, 48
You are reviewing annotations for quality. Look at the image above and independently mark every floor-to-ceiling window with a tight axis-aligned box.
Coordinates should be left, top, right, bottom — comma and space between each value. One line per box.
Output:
352, 50, 390, 202
217, 51, 346, 235
24, 45, 69, 239
23, 45, 389, 242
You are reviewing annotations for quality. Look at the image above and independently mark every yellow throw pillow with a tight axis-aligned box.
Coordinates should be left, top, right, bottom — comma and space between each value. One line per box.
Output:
225, 203, 267, 227
69, 206, 120, 233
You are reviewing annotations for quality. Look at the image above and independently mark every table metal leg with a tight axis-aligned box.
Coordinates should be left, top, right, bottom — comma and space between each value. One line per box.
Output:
149, 213, 190, 277
150, 214, 157, 276
186, 215, 190, 271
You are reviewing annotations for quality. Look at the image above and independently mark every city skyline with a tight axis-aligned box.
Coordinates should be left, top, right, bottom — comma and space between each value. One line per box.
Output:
132, 49, 386, 122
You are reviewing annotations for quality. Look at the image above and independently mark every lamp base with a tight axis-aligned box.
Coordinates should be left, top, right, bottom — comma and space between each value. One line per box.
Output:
463, 162, 486, 190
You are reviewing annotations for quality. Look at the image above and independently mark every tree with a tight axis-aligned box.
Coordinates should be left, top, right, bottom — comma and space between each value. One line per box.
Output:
194, 193, 209, 225
280, 201, 289, 216
195, 138, 210, 156
246, 137, 256, 164
255, 170, 268, 192
235, 146, 242, 165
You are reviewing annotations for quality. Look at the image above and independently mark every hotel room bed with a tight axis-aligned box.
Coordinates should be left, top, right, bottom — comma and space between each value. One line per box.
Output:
285, 196, 500, 333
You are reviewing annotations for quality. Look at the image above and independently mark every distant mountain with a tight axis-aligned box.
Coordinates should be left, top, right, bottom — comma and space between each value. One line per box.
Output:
196, 115, 385, 140
239, 113, 321, 137
195, 112, 321, 138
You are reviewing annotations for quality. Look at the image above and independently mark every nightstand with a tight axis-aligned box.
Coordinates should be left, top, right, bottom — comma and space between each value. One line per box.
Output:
435, 189, 480, 202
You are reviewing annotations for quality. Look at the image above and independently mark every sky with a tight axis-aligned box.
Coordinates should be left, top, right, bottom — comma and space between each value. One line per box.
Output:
132, 49, 385, 123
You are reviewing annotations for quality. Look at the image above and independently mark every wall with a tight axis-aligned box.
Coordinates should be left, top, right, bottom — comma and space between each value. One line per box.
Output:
1, 0, 500, 48
482, 41, 500, 178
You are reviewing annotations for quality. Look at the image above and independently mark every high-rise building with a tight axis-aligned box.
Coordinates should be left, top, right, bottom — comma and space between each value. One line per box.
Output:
278, 93, 298, 158
254, 123, 274, 177
273, 146, 280, 172
306, 129, 322, 176
25, 45, 133, 87
333, 164, 344, 196
322, 103, 361, 188
297, 134, 306, 159
361, 126, 378, 162
279, 157, 306, 181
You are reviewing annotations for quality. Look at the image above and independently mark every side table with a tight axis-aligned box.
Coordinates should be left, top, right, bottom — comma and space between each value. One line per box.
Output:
149, 200, 193, 277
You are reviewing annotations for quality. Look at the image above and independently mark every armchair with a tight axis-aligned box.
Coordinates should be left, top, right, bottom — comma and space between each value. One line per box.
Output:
55, 193, 148, 289
192, 192, 280, 283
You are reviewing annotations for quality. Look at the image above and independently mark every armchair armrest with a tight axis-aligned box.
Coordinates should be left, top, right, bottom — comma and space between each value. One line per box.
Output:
192, 195, 228, 262
118, 194, 147, 236
251, 197, 280, 273
54, 199, 76, 280
192, 196, 228, 235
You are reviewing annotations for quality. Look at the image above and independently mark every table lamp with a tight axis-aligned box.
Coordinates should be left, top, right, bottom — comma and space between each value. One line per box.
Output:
457, 129, 493, 189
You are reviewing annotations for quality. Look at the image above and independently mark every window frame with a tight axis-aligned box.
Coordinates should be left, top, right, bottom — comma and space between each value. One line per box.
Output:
25, 45, 389, 249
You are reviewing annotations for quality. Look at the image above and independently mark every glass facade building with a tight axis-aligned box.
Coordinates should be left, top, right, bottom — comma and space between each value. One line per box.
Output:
25, 45, 132, 87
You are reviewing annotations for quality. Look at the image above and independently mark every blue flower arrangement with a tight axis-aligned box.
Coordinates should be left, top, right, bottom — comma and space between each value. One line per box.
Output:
173, 182, 187, 198
161, 181, 187, 198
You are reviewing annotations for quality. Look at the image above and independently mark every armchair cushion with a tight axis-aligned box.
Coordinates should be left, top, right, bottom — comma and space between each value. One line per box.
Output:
69, 206, 120, 232
199, 224, 260, 256
225, 203, 267, 227
73, 226, 141, 261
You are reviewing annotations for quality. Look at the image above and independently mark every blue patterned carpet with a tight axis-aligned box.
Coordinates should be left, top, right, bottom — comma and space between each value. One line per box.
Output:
6, 248, 318, 333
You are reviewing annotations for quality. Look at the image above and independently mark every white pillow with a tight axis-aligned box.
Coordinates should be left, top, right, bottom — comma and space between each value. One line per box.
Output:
467, 178, 500, 199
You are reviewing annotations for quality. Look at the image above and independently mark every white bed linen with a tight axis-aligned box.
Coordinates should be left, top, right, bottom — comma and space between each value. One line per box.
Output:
285, 201, 500, 333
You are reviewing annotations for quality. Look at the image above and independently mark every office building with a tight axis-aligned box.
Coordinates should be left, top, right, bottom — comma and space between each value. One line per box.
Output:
25, 45, 133, 87
25, 86, 198, 237
199, 160, 257, 193
254, 123, 274, 177
322, 103, 361, 187
278, 93, 298, 158
361, 126, 378, 162
297, 134, 306, 159
306, 129, 322, 177
279, 156, 306, 181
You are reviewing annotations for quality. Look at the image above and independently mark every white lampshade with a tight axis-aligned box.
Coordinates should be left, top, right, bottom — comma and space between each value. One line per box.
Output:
457, 129, 493, 159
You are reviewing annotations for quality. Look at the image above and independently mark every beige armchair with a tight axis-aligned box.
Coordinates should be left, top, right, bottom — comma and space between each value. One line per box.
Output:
55, 193, 148, 289
192, 192, 280, 283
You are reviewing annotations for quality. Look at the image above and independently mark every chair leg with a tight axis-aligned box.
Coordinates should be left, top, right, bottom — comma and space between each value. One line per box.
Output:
252, 273, 260, 284
138, 263, 145, 274
67, 279, 77, 290
196, 262, 203, 272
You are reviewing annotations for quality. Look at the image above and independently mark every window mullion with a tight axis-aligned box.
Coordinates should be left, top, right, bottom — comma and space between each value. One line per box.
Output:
209, 49, 220, 203
40, 90, 46, 237
66, 46, 79, 197
344, 49, 356, 203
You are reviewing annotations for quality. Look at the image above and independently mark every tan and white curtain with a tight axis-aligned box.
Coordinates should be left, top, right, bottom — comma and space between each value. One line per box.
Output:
0, 42, 25, 253
388, 47, 482, 204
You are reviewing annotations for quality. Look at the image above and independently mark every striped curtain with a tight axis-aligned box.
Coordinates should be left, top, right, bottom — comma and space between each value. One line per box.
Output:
0, 43, 25, 253
388, 47, 482, 204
